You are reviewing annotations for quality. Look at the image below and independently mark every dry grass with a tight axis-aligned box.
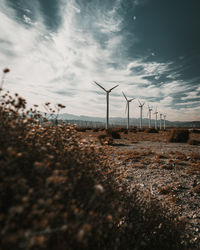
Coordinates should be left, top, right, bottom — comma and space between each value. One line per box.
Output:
0, 86, 191, 249
193, 184, 200, 194
158, 185, 174, 195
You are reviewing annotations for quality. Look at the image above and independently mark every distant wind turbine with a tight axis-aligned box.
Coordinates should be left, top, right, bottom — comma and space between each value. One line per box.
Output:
159, 113, 163, 130
138, 100, 145, 129
94, 81, 118, 129
147, 105, 153, 128
154, 107, 158, 129
122, 92, 134, 130
163, 114, 167, 130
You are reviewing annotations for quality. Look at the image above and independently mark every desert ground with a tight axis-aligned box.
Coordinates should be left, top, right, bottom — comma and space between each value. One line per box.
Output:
79, 128, 200, 248
1, 92, 200, 250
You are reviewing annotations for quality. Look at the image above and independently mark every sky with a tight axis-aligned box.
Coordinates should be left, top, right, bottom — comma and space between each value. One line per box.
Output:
0, 0, 200, 121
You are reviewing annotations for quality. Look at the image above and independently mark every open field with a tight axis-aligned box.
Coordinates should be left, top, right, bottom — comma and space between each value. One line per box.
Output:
1, 91, 200, 249
78, 128, 200, 247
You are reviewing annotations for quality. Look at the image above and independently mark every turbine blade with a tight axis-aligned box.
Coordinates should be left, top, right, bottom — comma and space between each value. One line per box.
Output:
138, 99, 142, 105
129, 98, 134, 102
109, 84, 119, 91
122, 91, 128, 101
94, 81, 106, 91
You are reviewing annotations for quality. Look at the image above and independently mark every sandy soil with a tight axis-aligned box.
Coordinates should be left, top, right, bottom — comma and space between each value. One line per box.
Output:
79, 129, 200, 248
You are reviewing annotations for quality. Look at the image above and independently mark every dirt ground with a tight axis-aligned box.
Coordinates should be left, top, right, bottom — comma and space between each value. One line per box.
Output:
79, 128, 200, 248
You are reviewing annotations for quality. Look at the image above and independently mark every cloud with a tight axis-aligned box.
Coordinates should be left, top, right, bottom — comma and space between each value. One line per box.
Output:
0, 0, 199, 121
23, 15, 32, 25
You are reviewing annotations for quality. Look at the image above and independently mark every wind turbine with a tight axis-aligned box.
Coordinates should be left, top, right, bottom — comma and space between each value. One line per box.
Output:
163, 114, 167, 130
159, 113, 163, 130
94, 81, 118, 129
138, 100, 145, 129
147, 105, 153, 128
154, 107, 158, 129
122, 91, 134, 130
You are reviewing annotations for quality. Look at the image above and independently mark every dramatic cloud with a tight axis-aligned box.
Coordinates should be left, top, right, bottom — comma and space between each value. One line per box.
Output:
0, 0, 199, 121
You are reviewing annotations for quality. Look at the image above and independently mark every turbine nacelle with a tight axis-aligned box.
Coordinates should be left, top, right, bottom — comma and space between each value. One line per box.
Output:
138, 100, 145, 108
148, 105, 153, 112
94, 81, 118, 93
122, 91, 135, 103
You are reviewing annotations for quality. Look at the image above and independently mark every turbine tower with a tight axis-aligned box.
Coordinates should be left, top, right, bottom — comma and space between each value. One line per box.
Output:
148, 105, 153, 128
154, 107, 158, 130
163, 114, 167, 130
122, 91, 134, 130
138, 100, 145, 129
94, 81, 118, 129
159, 113, 163, 130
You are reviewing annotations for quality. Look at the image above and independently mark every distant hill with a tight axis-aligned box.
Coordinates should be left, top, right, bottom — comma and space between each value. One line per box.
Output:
58, 113, 200, 128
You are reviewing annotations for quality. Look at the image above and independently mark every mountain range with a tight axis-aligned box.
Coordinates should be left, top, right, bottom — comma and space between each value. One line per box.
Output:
58, 113, 200, 128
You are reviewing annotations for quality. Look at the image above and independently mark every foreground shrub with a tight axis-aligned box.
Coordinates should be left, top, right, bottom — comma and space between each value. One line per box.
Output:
137, 128, 145, 132
190, 129, 200, 134
145, 128, 158, 133
0, 90, 189, 250
106, 128, 121, 139
129, 128, 137, 133
167, 129, 189, 143
97, 134, 114, 145
188, 139, 200, 145
76, 127, 87, 132
117, 127, 127, 133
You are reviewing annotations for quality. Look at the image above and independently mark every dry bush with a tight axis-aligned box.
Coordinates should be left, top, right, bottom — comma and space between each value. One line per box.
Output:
106, 128, 121, 139
189, 152, 200, 164
129, 128, 137, 133
97, 134, 114, 145
174, 152, 187, 161
167, 129, 189, 143
76, 127, 87, 132
155, 153, 168, 159
193, 184, 200, 194
190, 129, 200, 134
0, 90, 189, 250
187, 163, 200, 174
188, 139, 200, 145
117, 127, 127, 133
145, 128, 158, 133
158, 185, 174, 195
160, 164, 174, 170
137, 128, 145, 132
